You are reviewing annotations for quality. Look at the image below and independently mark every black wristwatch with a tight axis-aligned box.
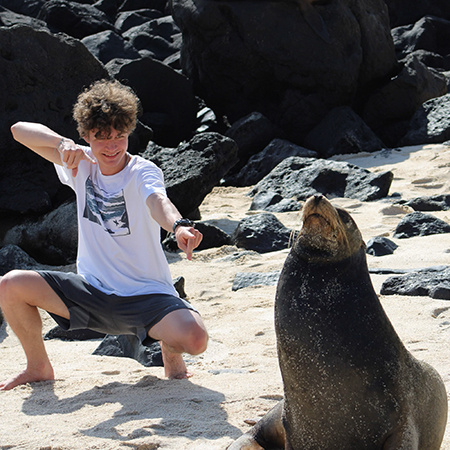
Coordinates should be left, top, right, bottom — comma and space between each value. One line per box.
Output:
172, 218, 194, 233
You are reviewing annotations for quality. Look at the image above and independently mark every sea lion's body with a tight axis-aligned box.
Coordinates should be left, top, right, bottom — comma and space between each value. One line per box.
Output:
230, 195, 447, 450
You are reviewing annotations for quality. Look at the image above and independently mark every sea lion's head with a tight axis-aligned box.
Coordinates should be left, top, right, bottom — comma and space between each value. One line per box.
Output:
294, 194, 365, 263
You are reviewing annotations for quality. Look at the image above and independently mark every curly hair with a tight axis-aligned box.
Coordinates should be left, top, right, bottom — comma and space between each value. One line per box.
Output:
73, 79, 140, 138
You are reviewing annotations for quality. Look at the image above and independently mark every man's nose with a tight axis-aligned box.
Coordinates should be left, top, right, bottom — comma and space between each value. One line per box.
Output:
105, 140, 118, 150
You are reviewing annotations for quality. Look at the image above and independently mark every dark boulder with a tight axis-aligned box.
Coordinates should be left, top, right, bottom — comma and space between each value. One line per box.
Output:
122, 15, 181, 62
0, 25, 108, 216
443, 71, 450, 92
232, 271, 281, 291
0, 244, 47, 276
391, 15, 450, 60
393, 211, 450, 238
232, 213, 291, 254
401, 93, 450, 145
362, 53, 447, 147
162, 221, 232, 252
250, 157, 393, 203
230, 138, 317, 188
37, 0, 115, 39
3, 201, 77, 265
114, 9, 163, 33
108, 57, 196, 147
223, 112, 280, 177
366, 236, 398, 256
93, 0, 124, 19
304, 106, 385, 157
93, 335, 163, 367
172, 276, 187, 299
380, 265, 450, 300
0, 0, 45, 18
142, 132, 239, 217
404, 194, 450, 211
119, 0, 168, 14
81, 30, 141, 64
171, 0, 397, 145
44, 327, 105, 341
384, 0, 450, 28
401, 49, 450, 72
0, 7, 48, 29
249, 191, 301, 213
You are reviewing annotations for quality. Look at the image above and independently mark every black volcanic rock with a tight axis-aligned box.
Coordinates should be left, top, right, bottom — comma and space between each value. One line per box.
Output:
3, 201, 77, 265
361, 53, 447, 147
162, 221, 232, 252
171, 0, 397, 145
304, 106, 385, 157
224, 112, 280, 176
232, 213, 291, 254
385, 0, 450, 27
81, 30, 141, 64
391, 14, 450, 59
402, 94, 450, 145
93, 335, 163, 367
393, 212, 450, 238
404, 194, 450, 211
37, 0, 115, 39
381, 265, 450, 300
229, 138, 317, 188
0, 25, 108, 216
108, 57, 196, 147
250, 157, 393, 203
366, 236, 398, 256
142, 132, 238, 217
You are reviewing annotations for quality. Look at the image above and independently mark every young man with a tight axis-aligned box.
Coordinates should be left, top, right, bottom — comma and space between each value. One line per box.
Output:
0, 79, 208, 391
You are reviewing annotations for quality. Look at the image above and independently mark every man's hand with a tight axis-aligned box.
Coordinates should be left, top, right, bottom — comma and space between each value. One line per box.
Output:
175, 226, 203, 260
58, 138, 96, 177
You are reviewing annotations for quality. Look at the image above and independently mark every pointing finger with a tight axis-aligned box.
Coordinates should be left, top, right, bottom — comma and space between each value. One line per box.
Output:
83, 151, 97, 165
185, 236, 195, 261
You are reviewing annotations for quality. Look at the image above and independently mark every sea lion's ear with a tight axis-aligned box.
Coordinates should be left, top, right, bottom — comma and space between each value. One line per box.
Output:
336, 208, 353, 225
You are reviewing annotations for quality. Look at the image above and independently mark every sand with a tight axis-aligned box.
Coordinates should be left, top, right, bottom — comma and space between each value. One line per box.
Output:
0, 144, 449, 450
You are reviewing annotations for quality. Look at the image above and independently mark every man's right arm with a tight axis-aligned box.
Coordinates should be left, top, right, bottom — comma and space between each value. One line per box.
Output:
11, 122, 96, 177
11, 122, 66, 165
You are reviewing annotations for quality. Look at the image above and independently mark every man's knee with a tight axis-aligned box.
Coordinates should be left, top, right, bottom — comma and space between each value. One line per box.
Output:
0, 270, 21, 306
0, 270, 37, 308
184, 323, 208, 355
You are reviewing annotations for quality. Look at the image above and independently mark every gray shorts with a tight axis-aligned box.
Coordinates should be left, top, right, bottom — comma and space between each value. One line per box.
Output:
38, 270, 198, 346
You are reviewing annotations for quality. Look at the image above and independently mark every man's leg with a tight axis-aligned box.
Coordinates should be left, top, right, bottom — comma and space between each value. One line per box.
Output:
0, 270, 70, 390
148, 309, 208, 379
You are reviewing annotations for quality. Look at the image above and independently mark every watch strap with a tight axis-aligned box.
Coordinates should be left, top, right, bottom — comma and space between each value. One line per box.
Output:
172, 218, 194, 233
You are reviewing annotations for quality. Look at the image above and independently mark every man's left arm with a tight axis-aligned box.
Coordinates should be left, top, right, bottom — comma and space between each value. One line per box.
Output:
146, 192, 203, 260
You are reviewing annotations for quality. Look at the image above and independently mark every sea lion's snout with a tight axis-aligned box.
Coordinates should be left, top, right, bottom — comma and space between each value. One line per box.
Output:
301, 194, 339, 228
312, 193, 324, 204
297, 195, 363, 261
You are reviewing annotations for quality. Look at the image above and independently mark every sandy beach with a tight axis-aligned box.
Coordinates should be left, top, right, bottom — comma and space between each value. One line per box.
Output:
1, 143, 449, 449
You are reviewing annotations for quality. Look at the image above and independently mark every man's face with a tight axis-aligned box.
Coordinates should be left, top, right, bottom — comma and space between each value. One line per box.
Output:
85, 127, 129, 176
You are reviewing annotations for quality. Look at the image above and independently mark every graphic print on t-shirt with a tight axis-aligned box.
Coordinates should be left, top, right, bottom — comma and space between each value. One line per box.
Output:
83, 176, 130, 236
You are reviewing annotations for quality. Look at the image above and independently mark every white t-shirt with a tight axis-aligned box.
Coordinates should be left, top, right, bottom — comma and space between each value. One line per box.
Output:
55, 147, 178, 297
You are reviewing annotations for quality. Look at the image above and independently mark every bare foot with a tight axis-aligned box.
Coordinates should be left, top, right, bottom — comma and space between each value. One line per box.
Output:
161, 342, 193, 380
0, 366, 55, 391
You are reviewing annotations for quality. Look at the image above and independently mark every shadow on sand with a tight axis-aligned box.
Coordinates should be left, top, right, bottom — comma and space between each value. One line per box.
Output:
21, 374, 241, 445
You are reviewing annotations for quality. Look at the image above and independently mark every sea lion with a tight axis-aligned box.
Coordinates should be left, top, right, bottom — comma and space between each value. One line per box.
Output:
230, 194, 447, 449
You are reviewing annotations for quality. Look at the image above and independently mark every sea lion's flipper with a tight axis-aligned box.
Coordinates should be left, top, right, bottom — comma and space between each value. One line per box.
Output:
228, 400, 285, 450
302, 7, 330, 43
